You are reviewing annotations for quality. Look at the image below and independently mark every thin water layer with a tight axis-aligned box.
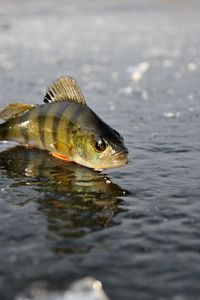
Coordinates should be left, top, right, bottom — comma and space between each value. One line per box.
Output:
0, 0, 200, 300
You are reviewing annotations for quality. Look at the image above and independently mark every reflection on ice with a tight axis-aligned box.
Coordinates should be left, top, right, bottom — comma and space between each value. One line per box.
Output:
127, 62, 150, 82
0, 145, 129, 254
163, 112, 180, 118
187, 62, 197, 71
16, 277, 110, 300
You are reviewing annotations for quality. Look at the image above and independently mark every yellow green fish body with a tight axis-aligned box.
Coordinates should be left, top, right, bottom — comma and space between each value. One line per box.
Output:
0, 76, 128, 169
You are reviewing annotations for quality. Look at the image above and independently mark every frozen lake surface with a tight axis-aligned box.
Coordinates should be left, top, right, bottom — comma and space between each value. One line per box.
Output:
0, 1, 200, 299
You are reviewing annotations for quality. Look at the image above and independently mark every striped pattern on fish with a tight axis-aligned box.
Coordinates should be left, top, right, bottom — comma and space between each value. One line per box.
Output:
0, 76, 128, 170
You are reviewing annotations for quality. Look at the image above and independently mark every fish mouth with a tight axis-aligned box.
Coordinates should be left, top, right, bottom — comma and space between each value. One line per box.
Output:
111, 147, 128, 168
94, 148, 128, 170
75, 147, 128, 170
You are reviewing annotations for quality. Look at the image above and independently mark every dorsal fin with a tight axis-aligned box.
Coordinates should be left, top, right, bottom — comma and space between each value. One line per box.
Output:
0, 103, 37, 121
44, 76, 86, 105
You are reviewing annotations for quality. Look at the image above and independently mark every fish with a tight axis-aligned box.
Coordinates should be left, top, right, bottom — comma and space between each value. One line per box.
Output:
0, 76, 128, 170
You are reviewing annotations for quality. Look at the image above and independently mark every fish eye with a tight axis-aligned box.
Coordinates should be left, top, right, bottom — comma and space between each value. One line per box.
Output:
95, 138, 107, 152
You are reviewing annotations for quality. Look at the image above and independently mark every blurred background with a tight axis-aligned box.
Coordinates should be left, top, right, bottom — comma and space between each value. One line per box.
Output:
0, 0, 200, 300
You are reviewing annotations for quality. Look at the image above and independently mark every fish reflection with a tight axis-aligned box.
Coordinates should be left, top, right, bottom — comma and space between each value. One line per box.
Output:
0, 146, 129, 254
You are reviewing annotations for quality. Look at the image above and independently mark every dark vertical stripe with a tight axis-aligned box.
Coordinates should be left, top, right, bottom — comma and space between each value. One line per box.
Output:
62, 105, 85, 145
38, 104, 53, 147
70, 105, 85, 123
20, 110, 32, 143
64, 105, 87, 143
52, 102, 71, 148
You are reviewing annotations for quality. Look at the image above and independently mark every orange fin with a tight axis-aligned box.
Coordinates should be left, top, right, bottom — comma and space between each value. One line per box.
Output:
51, 152, 72, 162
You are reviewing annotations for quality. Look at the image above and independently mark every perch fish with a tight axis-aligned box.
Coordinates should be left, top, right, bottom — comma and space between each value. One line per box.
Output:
0, 76, 128, 169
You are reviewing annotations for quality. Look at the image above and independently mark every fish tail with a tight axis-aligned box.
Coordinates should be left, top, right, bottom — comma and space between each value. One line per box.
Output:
0, 103, 37, 121
0, 103, 38, 143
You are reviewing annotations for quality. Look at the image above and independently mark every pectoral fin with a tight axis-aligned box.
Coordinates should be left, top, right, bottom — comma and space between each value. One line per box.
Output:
51, 152, 72, 162
0, 103, 37, 121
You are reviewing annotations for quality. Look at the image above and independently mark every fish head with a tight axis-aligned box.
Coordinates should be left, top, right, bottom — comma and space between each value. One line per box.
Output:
72, 123, 128, 170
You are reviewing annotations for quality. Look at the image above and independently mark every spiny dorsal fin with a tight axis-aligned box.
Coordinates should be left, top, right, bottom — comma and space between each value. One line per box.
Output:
0, 103, 37, 121
44, 76, 86, 105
